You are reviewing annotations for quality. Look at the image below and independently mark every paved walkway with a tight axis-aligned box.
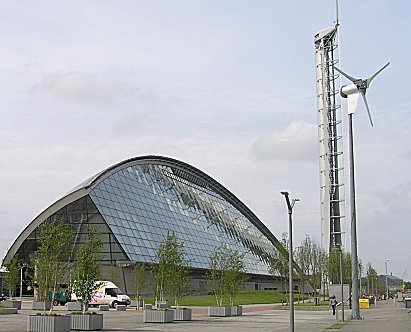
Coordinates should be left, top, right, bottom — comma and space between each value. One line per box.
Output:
1, 298, 409, 331
340, 299, 410, 331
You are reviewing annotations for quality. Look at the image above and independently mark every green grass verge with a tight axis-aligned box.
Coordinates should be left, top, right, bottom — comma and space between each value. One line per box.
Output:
325, 321, 348, 329
141, 290, 310, 307
294, 300, 329, 307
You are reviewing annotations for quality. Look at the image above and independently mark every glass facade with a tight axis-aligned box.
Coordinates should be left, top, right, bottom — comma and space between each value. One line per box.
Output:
13, 157, 278, 276
15, 196, 128, 263
89, 162, 275, 275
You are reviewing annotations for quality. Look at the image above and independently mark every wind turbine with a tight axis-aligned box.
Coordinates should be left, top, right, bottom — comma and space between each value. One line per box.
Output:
334, 61, 389, 320
335, 63, 390, 125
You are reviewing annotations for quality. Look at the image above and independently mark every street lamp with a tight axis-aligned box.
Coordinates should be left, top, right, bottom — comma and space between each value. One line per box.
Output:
281, 191, 299, 332
338, 245, 344, 321
20, 266, 23, 302
19, 263, 28, 302
385, 259, 389, 302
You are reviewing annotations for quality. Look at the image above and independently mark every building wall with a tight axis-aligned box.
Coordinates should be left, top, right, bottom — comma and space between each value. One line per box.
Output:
6, 157, 300, 301
99, 265, 309, 298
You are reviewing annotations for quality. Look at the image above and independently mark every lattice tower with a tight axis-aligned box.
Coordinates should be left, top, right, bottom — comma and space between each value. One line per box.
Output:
314, 26, 346, 253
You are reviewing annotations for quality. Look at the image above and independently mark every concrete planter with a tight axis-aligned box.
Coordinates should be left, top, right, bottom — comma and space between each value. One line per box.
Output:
32, 301, 51, 311
116, 305, 126, 311
143, 309, 173, 323
130, 300, 144, 308
70, 314, 103, 331
229, 305, 243, 316
173, 308, 192, 321
155, 300, 170, 309
1, 300, 21, 309
0, 307, 18, 315
67, 302, 82, 311
208, 306, 231, 317
27, 314, 70, 332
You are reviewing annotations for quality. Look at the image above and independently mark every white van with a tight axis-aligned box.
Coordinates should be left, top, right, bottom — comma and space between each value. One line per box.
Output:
72, 281, 131, 308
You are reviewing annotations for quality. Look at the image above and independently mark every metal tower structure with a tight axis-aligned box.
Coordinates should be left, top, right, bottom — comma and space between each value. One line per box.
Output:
314, 26, 345, 253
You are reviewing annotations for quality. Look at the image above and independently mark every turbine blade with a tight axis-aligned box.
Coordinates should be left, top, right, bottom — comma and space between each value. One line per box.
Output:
367, 62, 390, 86
334, 66, 360, 84
360, 90, 374, 127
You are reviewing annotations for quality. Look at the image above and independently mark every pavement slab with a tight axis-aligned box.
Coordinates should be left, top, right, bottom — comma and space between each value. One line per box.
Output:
0, 298, 409, 332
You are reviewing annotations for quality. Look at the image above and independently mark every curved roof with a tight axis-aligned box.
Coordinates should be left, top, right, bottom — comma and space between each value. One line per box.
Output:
4, 155, 298, 274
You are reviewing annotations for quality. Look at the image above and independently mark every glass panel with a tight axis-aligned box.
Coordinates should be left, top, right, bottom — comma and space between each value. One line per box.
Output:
7, 163, 278, 274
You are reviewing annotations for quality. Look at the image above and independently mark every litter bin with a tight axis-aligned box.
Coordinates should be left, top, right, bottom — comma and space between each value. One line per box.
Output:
405, 298, 411, 308
359, 299, 369, 309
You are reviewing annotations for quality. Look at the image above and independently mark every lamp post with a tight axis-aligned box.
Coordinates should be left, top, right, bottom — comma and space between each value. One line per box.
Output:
385, 259, 389, 302
347, 112, 361, 320
339, 246, 344, 321
281, 191, 299, 332
20, 266, 23, 302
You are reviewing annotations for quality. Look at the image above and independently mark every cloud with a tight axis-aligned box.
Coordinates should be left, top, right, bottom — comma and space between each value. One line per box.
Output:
29, 70, 168, 108
251, 121, 317, 162
30, 71, 110, 104
376, 181, 411, 215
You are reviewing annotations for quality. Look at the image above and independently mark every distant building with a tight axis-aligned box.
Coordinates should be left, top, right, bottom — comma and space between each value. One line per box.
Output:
377, 274, 403, 293
3, 155, 303, 295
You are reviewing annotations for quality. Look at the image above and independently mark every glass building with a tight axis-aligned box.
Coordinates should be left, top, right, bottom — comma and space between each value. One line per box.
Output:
4, 156, 292, 293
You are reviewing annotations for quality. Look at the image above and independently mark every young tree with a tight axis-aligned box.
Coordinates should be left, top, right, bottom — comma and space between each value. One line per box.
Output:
33, 220, 74, 313
132, 263, 149, 309
269, 233, 289, 304
225, 249, 247, 306
107, 264, 123, 289
151, 232, 191, 306
308, 241, 327, 301
366, 262, 378, 295
4, 257, 21, 298
170, 260, 191, 308
327, 249, 341, 284
208, 245, 246, 307
208, 246, 227, 306
327, 249, 352, 285
295, 235, 313, 303
71, 226, 102, 314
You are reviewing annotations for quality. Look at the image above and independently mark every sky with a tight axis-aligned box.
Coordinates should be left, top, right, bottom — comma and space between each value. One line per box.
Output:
1, 1, 410, 280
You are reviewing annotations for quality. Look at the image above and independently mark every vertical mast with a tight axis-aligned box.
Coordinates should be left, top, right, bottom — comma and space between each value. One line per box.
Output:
314, 19, 345, 253
335, 0, 350, 251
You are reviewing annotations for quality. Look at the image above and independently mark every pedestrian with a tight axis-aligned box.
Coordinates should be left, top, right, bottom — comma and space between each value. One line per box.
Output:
330, 295, 337, 315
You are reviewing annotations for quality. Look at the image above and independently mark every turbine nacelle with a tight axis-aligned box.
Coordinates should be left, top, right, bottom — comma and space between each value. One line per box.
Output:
335, 62, 390, 126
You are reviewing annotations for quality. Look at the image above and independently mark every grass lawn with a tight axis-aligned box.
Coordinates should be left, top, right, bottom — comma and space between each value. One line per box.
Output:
141, 290, 311, 307
295, 300, 329, 307
325, 321, 347, 329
